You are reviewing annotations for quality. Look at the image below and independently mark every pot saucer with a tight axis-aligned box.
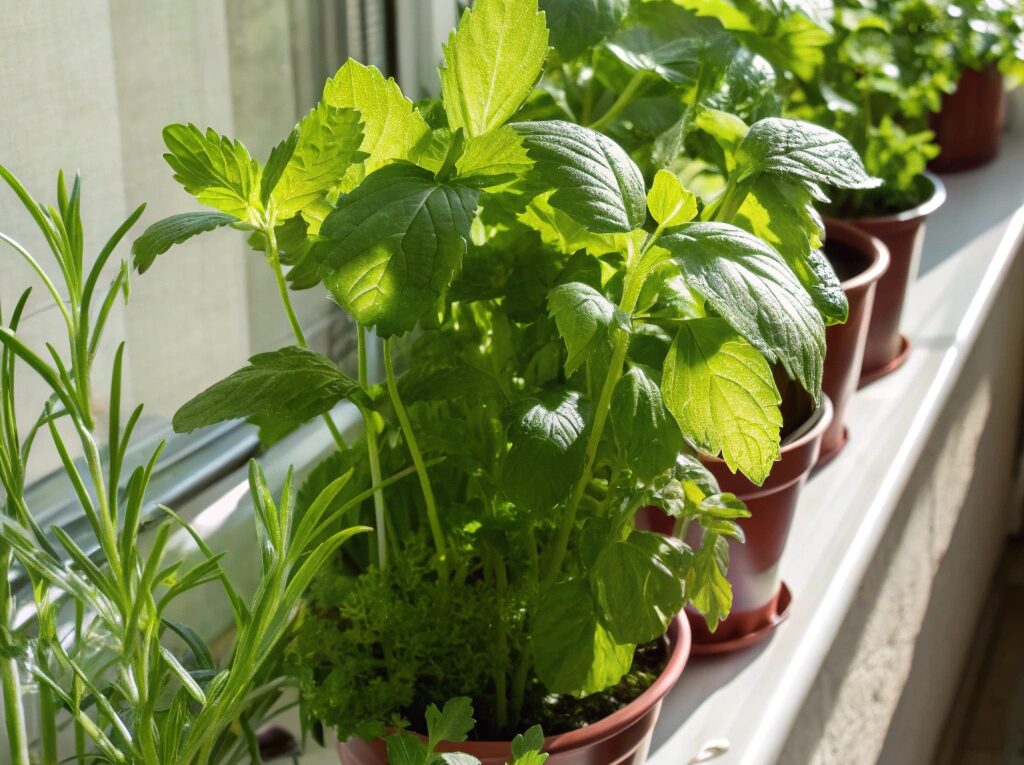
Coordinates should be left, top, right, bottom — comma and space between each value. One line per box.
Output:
689, 583, 792, 656
814, 427, 849, 470
859, 335, 911, 388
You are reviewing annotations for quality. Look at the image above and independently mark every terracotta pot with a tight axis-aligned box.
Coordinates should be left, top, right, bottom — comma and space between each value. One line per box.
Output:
930, 67, 1007, 173
638, 399, 832, 651
826, 172, 946, 387
336, 616, 692, 765
818, 221, 890, 465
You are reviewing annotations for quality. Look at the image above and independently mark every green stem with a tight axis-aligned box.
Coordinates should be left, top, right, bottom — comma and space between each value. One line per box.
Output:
358, 325, 388, 570
493, 554, 509, 732
265, 227, 348, 451
0, 547, 30, 765
39, 684, 58, 765
382, 338, 448, 577
589, 71, 645, 131
703, 175, 751, 224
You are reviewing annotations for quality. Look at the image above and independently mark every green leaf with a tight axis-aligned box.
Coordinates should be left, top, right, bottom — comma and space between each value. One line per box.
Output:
661, 222, 825, 396
317, 163, 480, 336
533, 580, 633, 695
511, 726, 545, 759
547, 282, 627, 376
610, 366, 683, 481
269, 103, 367, 219
689, 534, 732, 630
512, 120, 646, 233
260, 127, 299, 206
440, 0, 550, 138
647, 169, 698, 228
426, 697, 475, 751
592, 530, 690, 643
501, 391, 591, 513
386, 732, 430, 765
661, 318, 781, 485
131, 212, 236, 274
456, 125, 533, 187
162, 123, 261, 220
323, 59, 431, 190
736, 118, 880, 190
540, 0, 628, 60
172, 346, 365, 433
162, 620, 215, 671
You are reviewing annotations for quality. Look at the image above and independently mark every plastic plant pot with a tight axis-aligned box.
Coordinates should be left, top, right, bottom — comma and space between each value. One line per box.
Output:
817, 220, 890, 465
336, 616, 692, 765
930, 67, 1007, 173
826, 172, 946, 387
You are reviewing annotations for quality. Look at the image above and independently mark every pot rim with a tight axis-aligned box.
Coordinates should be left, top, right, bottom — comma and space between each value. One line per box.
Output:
823, 219, 891, 293
838, 171, 947, 225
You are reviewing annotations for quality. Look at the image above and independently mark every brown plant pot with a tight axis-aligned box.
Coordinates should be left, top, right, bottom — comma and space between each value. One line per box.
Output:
826, 172, 946, 387
930, 67, 1007, 173
336, 616, 692, 765
817, 221, 890, 465
638, 399, 833, 652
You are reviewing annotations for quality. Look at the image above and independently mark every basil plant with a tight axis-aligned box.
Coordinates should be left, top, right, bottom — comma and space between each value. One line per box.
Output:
134, 0, 874, 744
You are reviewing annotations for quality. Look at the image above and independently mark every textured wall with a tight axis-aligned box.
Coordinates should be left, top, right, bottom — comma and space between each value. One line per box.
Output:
778, 251, 1024, 765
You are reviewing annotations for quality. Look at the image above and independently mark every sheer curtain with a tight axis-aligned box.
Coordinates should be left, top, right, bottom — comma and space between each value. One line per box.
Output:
0, 0, 396, 485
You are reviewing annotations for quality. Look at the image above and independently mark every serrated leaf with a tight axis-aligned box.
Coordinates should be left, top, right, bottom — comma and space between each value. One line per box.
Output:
162, 123, 261, 220
501, 391, 591, 513
456, 125, 533, 187
647, 169, 698, 228
736, 118, 880, 190
689, 534, 732, 630
547, 282, 627, 376
270, 103, 366, 219
173, 347, 365, 433
386, 732, 430, 765
426, 697, 475, 751
511, 726, 545, 759
662, 318, 781, 485
592, 530, 690, 643
532, 579, 633, 695
661, 222, 825, 397
512, 120, 646, 233
610, 366, 683, 481
540, 0, 628, 59
131, 212, 236, 274
440, 0, 549, 138
317, 163, 480, 337
260, 127, 299, 206
323, 59, 431, 190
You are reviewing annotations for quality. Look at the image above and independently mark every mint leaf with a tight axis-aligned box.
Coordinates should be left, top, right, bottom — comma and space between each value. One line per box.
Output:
736, 118, 881, 190
511, 726, 545, 759
260, 128, 299, 206
647, 169, 698, 228
456, 125, 533, 188
610, 366, 683, 481
689, 534, 732, 631
323, 60, 431, 190
162, 124, 260, 220
317, 163, 480, 337
269, 103, 366, 219
132, 212, 236, 274
512, 120, 646, 233
440, 0, 549, 138
501, 391, 591, 513
540, 0, 627, 59
426, 697, 475, 752
661, 222, 825, 397
662, 318, 781, 485
385, 732, 430, 765
172, 347, 365, 433
547, 282, 627, 376
532, 579, 633, 695
592, 530, 690, 643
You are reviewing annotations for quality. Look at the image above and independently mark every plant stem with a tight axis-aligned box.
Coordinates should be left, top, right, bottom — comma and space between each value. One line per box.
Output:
39, 684, 58, 765
358, 325, 388, 570
589, 71, 645, 131
265, 227, 348, 451
0, 547, 30, 765
382, 338, 448, 577
493, 554, 509, 732
540, 261, 649, 588
704, 175, 751, 224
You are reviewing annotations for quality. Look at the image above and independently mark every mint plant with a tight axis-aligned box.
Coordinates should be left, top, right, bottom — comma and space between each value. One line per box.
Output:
0, 166, 372, 765
136, 0, 873, 745
942, 0, 1024, 81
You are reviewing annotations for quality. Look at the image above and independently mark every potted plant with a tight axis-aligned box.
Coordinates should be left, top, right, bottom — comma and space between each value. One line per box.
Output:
531, 0, 880, 649
929, 0, 1024, 172
0, 166, 372, 764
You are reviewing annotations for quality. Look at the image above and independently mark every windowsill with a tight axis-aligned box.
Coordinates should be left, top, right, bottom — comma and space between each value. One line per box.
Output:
173, 131, 1024, 765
